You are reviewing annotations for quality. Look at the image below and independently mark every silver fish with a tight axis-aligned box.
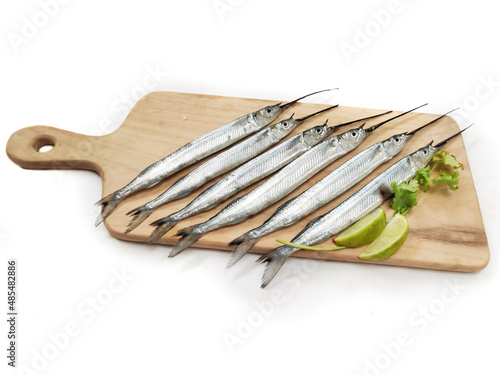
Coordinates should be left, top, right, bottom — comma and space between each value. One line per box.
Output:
257, 126, 471, 288
95, 89, 334, 226
147, 111, 389, 244
168, 105, 427, 257
226, 108, 458, 267
124, 105, 339, 233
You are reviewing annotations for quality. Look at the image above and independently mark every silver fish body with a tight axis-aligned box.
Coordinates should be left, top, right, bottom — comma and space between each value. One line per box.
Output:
95, 89, 334, 226
147, 123, 334, 244
169, 123, 374, 257
258, 143, 437, 288
125, 106, 338, 233
95, 106, 282, 225
227, 132, 412, 266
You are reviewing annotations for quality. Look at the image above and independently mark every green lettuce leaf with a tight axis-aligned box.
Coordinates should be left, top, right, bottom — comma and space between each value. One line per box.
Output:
433, 150, 463, 169
414, 166, 431, 192
432, 170, 460, 191
390, 180, 419, 215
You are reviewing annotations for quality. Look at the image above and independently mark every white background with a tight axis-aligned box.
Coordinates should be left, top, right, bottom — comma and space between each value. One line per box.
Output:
1, 1, 499, 374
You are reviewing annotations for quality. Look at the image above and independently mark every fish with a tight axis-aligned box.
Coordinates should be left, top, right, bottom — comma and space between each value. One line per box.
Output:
147, 111, 391, 244
124, 105, 340, 234
257, 125, 472, 288
168, 104, 427, 257
94, 89, 334, 226
226, 108, 458, 267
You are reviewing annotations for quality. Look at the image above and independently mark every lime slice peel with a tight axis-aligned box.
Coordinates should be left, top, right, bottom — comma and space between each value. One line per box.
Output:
334, 207, 387, 247
359, 213, 409, 261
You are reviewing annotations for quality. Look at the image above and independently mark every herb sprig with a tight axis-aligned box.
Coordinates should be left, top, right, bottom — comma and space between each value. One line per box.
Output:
390, 151, 463, 215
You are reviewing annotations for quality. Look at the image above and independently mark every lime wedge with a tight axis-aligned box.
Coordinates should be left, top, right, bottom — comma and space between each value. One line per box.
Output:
334, 207, 386, 247
359, 213, 409, 261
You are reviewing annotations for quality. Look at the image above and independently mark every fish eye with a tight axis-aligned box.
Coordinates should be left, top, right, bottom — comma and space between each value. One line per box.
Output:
423, 149, 428, 155
394, 137, 401, 143
351, 131, 357, 137
266, 108, 272, 114
283, 122, 288, 127
316, 128, 323, 133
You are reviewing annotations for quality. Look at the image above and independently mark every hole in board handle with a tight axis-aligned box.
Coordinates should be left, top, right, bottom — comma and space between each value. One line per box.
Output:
32, 136, 56, 153
38, 145, 54, 153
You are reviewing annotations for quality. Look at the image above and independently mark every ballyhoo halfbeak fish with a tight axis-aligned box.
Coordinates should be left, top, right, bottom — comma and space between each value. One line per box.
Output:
95, 88, 338, 226
257, 121, 472, 288
145, 111, 394, 245
225, 108, 459, 267
124, 105, 339, 234
167, 107, 423, 257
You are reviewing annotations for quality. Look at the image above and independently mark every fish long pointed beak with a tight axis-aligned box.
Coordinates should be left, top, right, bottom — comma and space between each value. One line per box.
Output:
329, 110, 393, 130
296, 105, 339, 122
279, 88, 338, 110
365, 103, 428, 133
406, 108, 460, 136
433, 124, 473, 148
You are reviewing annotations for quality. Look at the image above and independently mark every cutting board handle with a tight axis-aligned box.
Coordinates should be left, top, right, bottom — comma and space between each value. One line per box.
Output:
6, 125, 103, 173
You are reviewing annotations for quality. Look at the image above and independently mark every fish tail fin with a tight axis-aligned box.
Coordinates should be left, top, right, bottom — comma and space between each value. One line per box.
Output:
124, 205, 154, 234
146, 216, 180, 245
227, 231, 259, 268
95, 192, 124, 226
169, 225, 203, 258
257, 247, 291, 288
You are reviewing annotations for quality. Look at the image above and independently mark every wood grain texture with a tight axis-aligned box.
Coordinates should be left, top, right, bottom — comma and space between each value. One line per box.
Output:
6, 91, 489, 272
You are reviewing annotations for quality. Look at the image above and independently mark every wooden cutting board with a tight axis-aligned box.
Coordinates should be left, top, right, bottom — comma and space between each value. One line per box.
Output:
6, 91, 489, 272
